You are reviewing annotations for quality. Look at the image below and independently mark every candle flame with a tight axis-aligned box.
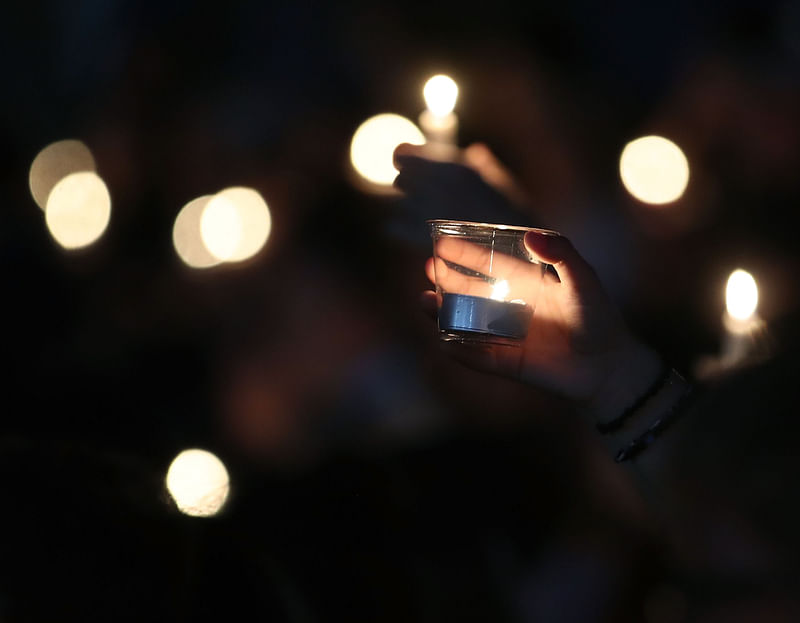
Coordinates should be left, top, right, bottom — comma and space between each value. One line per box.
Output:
726, 269, 758, 321
423, 75, 458, 117
45, 171, 111, 249
200, 194, 243, 261
619, 135, 689, 205
30, 139, 97, 211
350, 113, 425, 185
166, 449, 230, 517
490, 279, 509, 301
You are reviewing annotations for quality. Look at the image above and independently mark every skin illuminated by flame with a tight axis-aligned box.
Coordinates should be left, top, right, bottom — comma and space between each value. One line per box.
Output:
350, 113, 425, 185
726, 269, 758, 321
166, 449, 230, 517
423, 75, 459, 117
45, 171, 111, 249
619, 135, 689, 205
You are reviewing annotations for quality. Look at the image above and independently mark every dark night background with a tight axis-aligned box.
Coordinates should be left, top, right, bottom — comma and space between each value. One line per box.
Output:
2, 1, 800, 621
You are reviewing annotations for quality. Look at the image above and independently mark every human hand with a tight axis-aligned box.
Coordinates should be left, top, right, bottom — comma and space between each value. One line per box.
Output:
421, 229, 662, 423
392, 142, 530, 225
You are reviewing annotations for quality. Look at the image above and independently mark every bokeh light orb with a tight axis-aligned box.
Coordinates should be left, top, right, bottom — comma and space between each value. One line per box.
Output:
619, 135, 690, 205
726, 269, 758, 321
200, 193, 242, 261
173, 195, 220, 269
350, 113, 425, 186
214, 186, 271, 262
45, 171, 111, 249
166, 449, 230, 518
29, 139, 96, 210
423, 74, 459, 117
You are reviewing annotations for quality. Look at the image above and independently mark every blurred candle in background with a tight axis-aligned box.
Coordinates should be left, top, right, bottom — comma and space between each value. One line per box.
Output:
166, 448, 230, 518
29, 139, 112, 251
349, 113, 425, 193
44, 171, 112, 250
721, 268, 767, 370
619, 135, 689, 205
694, 268, 771, 380
29, 139, 97, 211
418, 74, 459, 154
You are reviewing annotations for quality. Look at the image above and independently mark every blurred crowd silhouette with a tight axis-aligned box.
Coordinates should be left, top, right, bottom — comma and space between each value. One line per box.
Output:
2, 1, 800, 621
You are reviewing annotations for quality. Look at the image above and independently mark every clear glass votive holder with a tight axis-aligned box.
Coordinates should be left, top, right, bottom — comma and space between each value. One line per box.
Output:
428, 219, 549, 345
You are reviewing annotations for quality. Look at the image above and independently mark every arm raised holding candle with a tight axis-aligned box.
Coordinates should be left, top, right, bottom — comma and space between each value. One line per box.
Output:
394, 143, 668, 424
426, 228, 667, 425
393, 142, 800, 609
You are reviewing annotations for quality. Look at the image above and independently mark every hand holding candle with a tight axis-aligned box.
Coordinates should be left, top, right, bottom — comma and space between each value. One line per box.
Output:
394, 146, 663, 420
430, 221, 543, 342
422, 222, 662, 416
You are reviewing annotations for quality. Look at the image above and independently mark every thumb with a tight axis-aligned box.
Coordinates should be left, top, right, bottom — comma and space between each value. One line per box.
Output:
524, 230, 600, 293
393, 142, 427, 169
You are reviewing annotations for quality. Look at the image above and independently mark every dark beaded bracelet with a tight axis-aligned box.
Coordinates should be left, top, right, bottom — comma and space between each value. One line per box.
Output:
596, 362, 671, 434
614, 380, 697, 463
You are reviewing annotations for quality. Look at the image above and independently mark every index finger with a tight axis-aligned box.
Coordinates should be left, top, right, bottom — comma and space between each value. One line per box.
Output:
434, 236, 539, 282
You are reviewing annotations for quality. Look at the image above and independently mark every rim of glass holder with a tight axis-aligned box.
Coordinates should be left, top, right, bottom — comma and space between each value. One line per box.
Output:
427, 219, 560, 236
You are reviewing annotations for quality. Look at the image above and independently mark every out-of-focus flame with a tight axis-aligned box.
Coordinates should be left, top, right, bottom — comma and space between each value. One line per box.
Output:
214, 186, 271, 263
200, 193, 242, 261
166, 449, 230, 518
726, 269, 758, 321
45, 171, 111, 249
173, 195, 220, 269
30, 139, 96, 210
180, 187, 271, 267
350, 113, 425, 186
423, 75, 459, 117
619, 135, 689, 205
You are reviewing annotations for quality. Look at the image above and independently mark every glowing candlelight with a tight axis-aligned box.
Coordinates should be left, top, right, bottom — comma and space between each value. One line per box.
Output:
349, 113, 425, 192
419, 74, 459, 151
200, 193, 243, 261
430, 222, 548, 344
166, 449, 230, 517
173, 195, 220, 269
490, 279, 510, 301
721, 269, 765, 369
29, 139, 96, 211
726, 269, 758, 322
619, 135, 689, 205
45, 171, 111, 249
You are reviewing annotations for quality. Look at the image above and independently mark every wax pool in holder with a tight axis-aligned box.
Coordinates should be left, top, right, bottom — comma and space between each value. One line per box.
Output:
429, 220, 549, 345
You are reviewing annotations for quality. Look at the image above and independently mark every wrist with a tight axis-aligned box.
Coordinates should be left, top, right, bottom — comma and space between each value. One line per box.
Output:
581, 340, 664, 425
611, 369, 695, 463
